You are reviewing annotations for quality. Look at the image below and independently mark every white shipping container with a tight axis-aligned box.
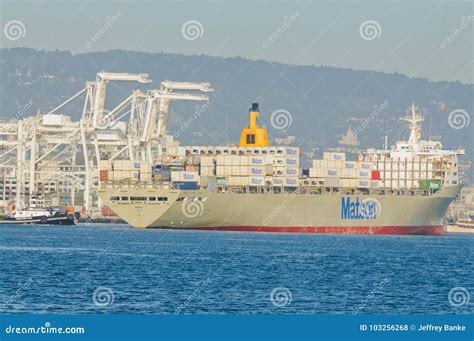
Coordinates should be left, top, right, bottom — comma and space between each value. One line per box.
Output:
265, 155, 274, 165
239, 165, 249, 175
274, 166, 285, 176
285, 167, 300, 177
285, 157, 299, 166
325, 169, 339, 178
344, 161, 356, 169
99, 160, 111, 170
273, 157, 286, 166
323, 152, 346, 161
285, 147, 299, 156
309, 168, 320, 178
238, 155, 248, 165
284, 177, 299, 187
248, 166, 266, 176
358, 162, 372, 170
312, 160, 321, 168
200, 156, 214, 167
216, 166, 225, 176
228, 176, 249, 186
357, 179, 370, 188
273, 177, 284, 186
348, 169, 357, 178
358, 170, 371, 178
231, 165, 240, 176
370, 180, 381, 188
249, 156, 266, 166
265, 164, 273, 176
200, 166, 214, 176
171, 171, 199, 182
249, 176, 265, 186
340, 178, 351, 187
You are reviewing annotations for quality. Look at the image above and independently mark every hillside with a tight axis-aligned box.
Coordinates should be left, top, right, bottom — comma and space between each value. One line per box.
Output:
0, 48, 472, 169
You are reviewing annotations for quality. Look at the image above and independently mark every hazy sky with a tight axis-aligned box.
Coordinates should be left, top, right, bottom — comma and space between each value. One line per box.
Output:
1, 0, 472, 83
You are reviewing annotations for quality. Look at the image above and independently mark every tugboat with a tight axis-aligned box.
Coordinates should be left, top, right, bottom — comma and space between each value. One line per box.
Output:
0, 195, 80, 225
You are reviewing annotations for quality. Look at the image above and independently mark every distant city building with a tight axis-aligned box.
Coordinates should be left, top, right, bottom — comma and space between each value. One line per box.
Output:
339, 126, 359, 146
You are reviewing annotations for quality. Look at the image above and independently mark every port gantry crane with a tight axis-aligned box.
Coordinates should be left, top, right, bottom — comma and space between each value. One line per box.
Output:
0, 72, 213, 215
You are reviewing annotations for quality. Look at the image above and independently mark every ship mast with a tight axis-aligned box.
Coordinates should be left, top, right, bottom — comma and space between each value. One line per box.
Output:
400, 103, 424, 145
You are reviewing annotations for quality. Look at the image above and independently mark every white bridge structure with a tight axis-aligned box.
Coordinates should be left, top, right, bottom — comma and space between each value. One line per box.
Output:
0, 72, 212, 214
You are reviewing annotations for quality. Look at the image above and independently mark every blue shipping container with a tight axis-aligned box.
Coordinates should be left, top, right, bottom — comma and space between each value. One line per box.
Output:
173, 182, 198, 190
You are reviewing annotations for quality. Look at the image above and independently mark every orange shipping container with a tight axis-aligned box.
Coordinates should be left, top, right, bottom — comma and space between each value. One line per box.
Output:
100, 170, 108, 181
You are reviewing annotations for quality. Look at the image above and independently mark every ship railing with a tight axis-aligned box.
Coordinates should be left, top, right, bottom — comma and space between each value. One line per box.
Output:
100, 180, 171, 190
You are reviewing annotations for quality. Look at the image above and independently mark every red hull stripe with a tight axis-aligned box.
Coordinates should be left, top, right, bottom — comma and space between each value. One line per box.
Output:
170, 225, 445, 236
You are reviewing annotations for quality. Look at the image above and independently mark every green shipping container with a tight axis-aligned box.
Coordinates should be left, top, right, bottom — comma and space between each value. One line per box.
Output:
420, 179, 442, 190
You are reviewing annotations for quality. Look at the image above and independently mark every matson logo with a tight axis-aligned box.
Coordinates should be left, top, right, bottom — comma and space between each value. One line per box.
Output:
341, 197, 381, 220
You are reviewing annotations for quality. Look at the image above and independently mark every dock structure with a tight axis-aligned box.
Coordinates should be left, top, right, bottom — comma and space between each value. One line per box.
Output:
0, 72, 212, 215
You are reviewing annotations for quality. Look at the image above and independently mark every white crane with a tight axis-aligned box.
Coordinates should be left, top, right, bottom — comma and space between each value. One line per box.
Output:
91, 72, 151, 129
155, 81, 213, 140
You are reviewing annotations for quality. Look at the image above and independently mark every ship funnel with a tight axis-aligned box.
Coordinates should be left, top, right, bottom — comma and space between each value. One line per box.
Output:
239, 102, 269, 147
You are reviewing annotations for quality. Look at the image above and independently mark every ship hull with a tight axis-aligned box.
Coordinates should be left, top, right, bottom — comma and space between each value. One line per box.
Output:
98, 185, 460, 236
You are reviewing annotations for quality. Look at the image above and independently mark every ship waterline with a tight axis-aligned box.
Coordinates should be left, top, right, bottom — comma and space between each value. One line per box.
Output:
98, 185, 460, 236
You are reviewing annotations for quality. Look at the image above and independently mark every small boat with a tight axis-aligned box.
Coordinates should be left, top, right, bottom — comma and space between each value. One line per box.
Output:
0, 196, 80, 225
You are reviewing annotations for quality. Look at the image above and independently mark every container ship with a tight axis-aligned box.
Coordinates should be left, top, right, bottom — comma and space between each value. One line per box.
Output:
97, 103, 464, 236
